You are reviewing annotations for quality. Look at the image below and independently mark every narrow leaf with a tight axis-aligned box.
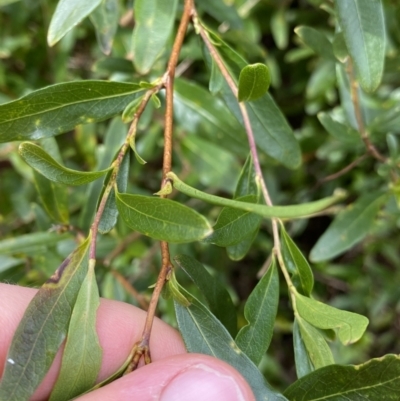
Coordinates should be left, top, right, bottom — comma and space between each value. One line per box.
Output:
174, 254, 237, 337
0, 235, 91, 401
236, 257, 279, 366
168, 172, 347, 220
48, 0, 102, 46
174, 290, 288, 401
205, 195, 262, 247
98, 152, 130, 234
293, 319, 313, 379
131, 0, 179, 74
116, 191, 213, 243
238, 63, 271, 102
281, 227, 314, 296
0, 81, 142, 143
234, 154, 258, 198
310, 192, 387, 262
295, 292, 369, 345
294, 26, 335, 61
284, 354, 400, 401
19, 142, 112, 185
335, 0, 386, 92
227, 228, 259, 261
90, 0, 119, 55
49, 260, 102, 401
296, 316, 334, 371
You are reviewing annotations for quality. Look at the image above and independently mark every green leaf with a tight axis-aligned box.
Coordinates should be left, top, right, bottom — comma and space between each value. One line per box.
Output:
0, 235, 91, 401
19, 142, 112, 186
122, 96, 143, 123
48, 0, 102, 46
284, 354, 400, 400
0, 81, 142, 143
295, 316, 334, 372
236, 257, 279, 366
234, 154, 258, 198
271, 9, 289, 50
294, 26, 335, 61
131, 0, 179, 74
317, 111, 362, 145
49, 260, 102, 401
0, 231, 70, 255
238, 63, 271, 102
116, 191, 213, 243
174, 254, 237, 336
295, 292, 369, 345
209, 58, 224, 95
0, 255, 24, 273
202, 33, 301, 169
174, 78, 247, 157
205, 194, 262, 247
90, 0, 119, 55
227, 229, 259, 261
332, 32, 349, 63
293, 319, 313, 379
168, 172, 347, 220
174, 290, 288, 401
197, 0, 242, 30
310, 192, 387, 262
335, 0, 386, 93
98, 151, 130, 234
281, 227, 314, 296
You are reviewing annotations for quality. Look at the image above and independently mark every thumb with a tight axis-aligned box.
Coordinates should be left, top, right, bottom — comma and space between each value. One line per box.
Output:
77, 354, 255, 401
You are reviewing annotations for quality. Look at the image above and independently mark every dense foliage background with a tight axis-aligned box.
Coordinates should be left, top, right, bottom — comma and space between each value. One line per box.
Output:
1, 0, 400, 399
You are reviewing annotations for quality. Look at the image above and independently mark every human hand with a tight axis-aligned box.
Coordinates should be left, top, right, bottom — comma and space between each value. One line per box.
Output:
0, 283, 255, 401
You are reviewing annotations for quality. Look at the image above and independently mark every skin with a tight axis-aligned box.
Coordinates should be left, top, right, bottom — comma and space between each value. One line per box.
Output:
0, 283, 255, 401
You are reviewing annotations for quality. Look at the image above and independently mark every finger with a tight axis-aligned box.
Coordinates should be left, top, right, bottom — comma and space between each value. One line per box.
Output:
0, 283, 186, 401
76, 353, 255, 401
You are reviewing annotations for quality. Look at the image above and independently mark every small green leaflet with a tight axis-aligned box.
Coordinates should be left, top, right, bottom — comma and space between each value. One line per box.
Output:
131, 0, 178, 74
295, 292, 369, 345
19, 142, 112, 185
281, 226, 314, 296
284, 354, 400, 400
295, 316, 334, 372
49, 260, 102, 401
0, 81, 143, 143
310, 192, 387, 262
238, 63, 271, 102
335, 0, 386, 93
48, 0, 102, 46
236, 257, 279, 366
168, 172, 346, 220
0, 235, 91, 401
116, 191, 213, 243
122, 96, 143, 123
292, 319, 314, 379
174, 254, 237, 337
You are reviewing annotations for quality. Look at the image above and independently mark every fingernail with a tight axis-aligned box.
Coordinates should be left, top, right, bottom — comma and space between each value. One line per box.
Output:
159, 364, 247, 401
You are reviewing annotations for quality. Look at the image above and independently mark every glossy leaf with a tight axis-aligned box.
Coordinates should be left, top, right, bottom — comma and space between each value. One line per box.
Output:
98, 152, 130, 234
296, 316, 334, 371
295, 293, 369, 345
49, 260, 102, 401
205, 195, 262, 247
281, 227, 314, 296
317, 111, 362, 145
116, 192, 213, 243
335, 0, 386, 93
202, 33, 301, 169
131, 0, 178, 74
168, 172, 346, 220
0, 231, 70, 255
174, 254, 237, 336
310, 192, 387, 262
48, 0, 102, 46
0, 235, 91, 401
294, 26, 335, 61
19, 142, 112, 186
0, 81, 142, 143
90, 0, 119, 55
293, 319, 313, 379
284, 354, 400, 400
236, 257, 279, 366
238, 63, 271, 102
174, 290, 288, 401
